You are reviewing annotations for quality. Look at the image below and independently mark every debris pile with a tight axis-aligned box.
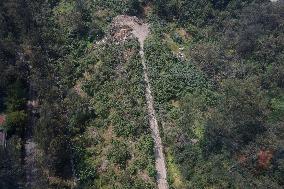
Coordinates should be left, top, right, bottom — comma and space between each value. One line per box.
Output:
94, 15, 149, 48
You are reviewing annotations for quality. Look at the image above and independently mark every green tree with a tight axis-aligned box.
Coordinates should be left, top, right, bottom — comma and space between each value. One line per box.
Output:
204, 78, 269, 154
108, 140, 131, 168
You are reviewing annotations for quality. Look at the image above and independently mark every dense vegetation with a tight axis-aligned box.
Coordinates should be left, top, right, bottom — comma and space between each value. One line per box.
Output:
72, 40, 156, 188
145, 0, 284, 188
0, 0, 283, 188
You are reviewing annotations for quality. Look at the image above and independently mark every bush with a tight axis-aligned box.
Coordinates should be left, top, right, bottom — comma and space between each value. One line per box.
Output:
138, 135, 154, 156
108, 140, 131, 168
146, 164, 157, 178
5, 110, 27, 136
5, 80, 27, 112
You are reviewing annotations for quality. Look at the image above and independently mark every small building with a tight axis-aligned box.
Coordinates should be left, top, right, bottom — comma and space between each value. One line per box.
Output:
0, 115, 6, 148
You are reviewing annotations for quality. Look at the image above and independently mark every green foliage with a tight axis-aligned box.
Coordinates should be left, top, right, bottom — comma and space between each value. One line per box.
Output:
108, 140, 131, 167
5, 110, 27, 136
146, 163, 157, 178
72, 40, 156, 188
269, 95, 284, 122
143, 1, 284, 188
145, 35, 209, 105
1, 0, 283, 188
153, 0, 213, 25
0, 136, 25, 188
1, 80, 28, 136
204, 79, 269, 154
93, 0, 130, 14
138, 135, 154, 156
5, 80, 27, 112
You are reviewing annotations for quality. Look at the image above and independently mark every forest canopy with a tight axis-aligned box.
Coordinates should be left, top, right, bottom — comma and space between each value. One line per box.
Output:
0, 0, 283, 189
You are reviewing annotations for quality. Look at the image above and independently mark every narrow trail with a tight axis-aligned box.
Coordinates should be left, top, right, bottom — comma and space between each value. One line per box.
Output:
112, 15, 169, 189
25, 83, 39, 189
140, 49, 169, 189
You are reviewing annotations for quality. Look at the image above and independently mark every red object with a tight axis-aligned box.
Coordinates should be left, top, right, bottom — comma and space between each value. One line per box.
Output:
257, 149, 274, 169
0, 115, 5, 125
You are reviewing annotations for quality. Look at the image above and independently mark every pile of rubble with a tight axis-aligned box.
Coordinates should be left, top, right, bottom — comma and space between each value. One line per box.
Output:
109, 25, 134, 43
94, 15, 149, 48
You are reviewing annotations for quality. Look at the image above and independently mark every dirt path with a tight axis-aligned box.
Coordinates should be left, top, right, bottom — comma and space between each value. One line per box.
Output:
24, 139, 37, 188
25, 84, 39, 189
112, 15, 169, 189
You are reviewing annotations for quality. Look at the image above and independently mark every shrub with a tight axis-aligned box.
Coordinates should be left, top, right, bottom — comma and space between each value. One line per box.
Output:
108, 140, 131, 168
5, 110, 27, 136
